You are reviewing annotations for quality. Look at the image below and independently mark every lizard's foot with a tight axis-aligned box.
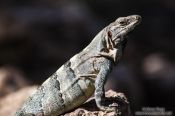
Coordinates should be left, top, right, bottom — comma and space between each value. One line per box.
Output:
96, 97, 119, 112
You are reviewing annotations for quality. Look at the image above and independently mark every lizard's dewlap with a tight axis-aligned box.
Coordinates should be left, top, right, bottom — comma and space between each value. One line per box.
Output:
16, 15, 141, 116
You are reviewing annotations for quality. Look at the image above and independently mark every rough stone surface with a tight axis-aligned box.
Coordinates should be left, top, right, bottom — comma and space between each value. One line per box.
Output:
63, 90, 132, 116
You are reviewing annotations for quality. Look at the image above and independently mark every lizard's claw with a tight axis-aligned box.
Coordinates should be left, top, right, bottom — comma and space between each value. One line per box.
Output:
109, 103, 118, 107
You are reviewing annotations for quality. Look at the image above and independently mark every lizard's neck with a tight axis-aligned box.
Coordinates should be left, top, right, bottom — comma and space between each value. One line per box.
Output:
83, 29, 119, 63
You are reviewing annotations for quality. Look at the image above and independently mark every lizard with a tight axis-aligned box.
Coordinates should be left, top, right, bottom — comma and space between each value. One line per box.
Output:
16, 15, 141, 116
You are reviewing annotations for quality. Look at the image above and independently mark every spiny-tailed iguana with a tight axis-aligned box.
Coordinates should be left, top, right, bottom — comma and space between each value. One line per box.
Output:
16, 15, 141, 116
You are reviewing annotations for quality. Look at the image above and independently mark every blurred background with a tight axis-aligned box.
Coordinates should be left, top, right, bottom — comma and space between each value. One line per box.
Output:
0, 0, 174, 115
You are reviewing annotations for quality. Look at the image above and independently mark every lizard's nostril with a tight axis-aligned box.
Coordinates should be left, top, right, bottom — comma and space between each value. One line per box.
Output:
135, 15, 142, 21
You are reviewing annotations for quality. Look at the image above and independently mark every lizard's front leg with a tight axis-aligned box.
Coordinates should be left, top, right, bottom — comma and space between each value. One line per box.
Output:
95, 64, 114, 111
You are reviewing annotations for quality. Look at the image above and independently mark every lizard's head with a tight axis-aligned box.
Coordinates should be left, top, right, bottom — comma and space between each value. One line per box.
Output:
106, 15, 141, 46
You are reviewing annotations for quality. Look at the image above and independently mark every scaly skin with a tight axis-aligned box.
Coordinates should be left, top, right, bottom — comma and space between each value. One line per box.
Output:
16, 15, 141, 116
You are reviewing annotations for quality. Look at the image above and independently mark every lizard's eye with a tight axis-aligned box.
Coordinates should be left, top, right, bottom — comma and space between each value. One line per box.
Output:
107, 31, 112, 38
118, 19, 128, 26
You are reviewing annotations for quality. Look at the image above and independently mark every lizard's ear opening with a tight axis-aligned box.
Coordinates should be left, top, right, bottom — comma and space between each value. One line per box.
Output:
107, 31, 112, 38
